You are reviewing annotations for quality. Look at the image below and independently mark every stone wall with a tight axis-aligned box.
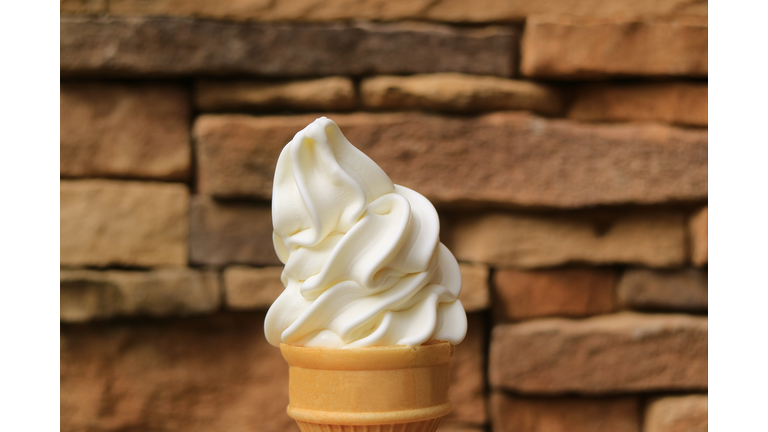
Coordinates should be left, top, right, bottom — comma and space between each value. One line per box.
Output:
60, 2, 708, 431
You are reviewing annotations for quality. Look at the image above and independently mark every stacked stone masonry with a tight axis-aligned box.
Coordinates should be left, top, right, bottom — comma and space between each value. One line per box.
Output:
60, 3, 707, 431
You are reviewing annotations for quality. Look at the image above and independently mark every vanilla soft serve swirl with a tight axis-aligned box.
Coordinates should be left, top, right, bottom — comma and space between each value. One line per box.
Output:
264, 117, 467, 348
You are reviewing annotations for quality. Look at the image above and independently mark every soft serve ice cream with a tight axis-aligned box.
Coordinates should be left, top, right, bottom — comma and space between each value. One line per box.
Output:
265, 117, 467, 349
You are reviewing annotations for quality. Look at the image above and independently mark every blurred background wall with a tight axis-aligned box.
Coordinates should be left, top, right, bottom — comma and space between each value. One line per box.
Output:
60, 1, 707, 431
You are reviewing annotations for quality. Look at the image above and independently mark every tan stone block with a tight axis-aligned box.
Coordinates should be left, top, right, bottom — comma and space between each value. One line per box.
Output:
361, 74, 563, 115
445, 314, 487, 425
690, 207, 708, 266
459, 263, 489, 312
189, 195, 280, 266
493, 268, 618, 320
522, 16, 708, 78
103, 0, 706, 23
194, 112, 707, 207
60, 269, 220, 322
448, 211, 686, 268
61, 16, 515, 77
489, 312, 707, 393
569, 82, 707, 126
618, 269, 707, 311
224, 266, 285, 310
645, 395, 707, 432
195, 77, 356, 112
437, 423, 484, 432
60, 180, 189, 267
60, 312, 299, 432
490, 392, 639, 432
61, 82, 190, 181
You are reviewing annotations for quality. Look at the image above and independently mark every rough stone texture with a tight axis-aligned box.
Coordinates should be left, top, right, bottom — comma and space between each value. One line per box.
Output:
436, 424, 484, 432
447, 211, 686, 268
61, 180, 189, 267
61, 269, 220, 322
645, 395, 708, 432
489, 312, 708, 393
61, 82, 191, 180
98, 0, 707, 23
61, 16, 515, 77
522, 16, 708, 79
60, 312, 299, 432
61, 0, 107, 14
490, 392, 639, 432
195, 77, 356, 112
193, 113, 708, 207
190, 195, 280, 266
618, 269, 707, 311
459, 263, 489, 312
361, 74, 563, 115
445, 314, 486, 426
568, 82, 708, 126
690, 207, 708, 266
493, 268, 618, 320
223, 266, 285, 310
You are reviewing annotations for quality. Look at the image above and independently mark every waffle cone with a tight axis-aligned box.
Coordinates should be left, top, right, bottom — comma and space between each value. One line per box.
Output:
280, 342, 454, 432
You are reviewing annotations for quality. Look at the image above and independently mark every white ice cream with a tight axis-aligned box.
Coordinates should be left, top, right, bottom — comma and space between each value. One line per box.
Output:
264, 117, 467, 348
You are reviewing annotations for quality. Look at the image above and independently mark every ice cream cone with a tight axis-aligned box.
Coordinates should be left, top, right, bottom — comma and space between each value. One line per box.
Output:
280, 341, 454, 432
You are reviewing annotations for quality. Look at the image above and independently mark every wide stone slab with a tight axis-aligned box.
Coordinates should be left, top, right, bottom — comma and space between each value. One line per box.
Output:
617, 269, 707, 311
489, 312, 708, 393
193, 113, 707, 208
522, 16, 708, 78
61, 268, 220, 322
73, 0, 707, 23
493, 268, 618, 320
361, 74, 563, 115
61, 82, 191, 180
61, 180, 189, 267
190, 195, 280, 266
490, 392, 639, 432
61, 16, 515, 77
446, 210, 686, 268
61, 312, 299, 432
568, 82, 708, 126
223, 266, 285, 310
195, 77, 356, 112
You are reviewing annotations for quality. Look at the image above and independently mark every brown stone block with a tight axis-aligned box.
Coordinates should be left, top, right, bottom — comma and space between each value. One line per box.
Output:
493, 268, 618, 320
103, 0, 706, 23
448, 211, 686, 268
445, 313, 487, 425
195, 77, 356, 112
490, 392, 639, 432
61, 0, 107, 14
645, 395, 707, 432
568, 82, 708, 126
522, 16, 708, 79
61, 180, 189, 267
60, 312, 299, 432
618, 269, 707, 311
61, 16, 515, 77
690, 207, 708, 266
223, 266, 285, 310
189, 195, 280, 266
60, 268, 220, 322
459, 263, 490, 312
361, 74, 563, 115
438, 423, 484, 432
61, 82, 191, 181
489, 312, 708, 393
194, 112, 707, 207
